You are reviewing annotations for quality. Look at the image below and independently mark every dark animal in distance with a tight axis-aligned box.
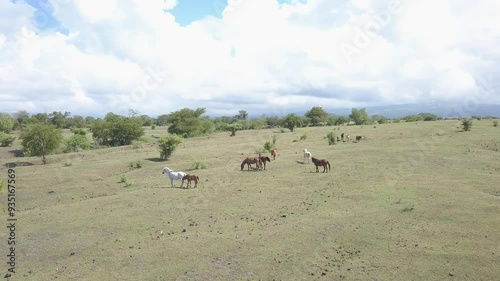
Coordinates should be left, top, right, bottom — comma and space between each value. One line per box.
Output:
356, 135, 362, 142
311, 157, 331, 173
182, 174, 199, 188
241, 157, 260, 171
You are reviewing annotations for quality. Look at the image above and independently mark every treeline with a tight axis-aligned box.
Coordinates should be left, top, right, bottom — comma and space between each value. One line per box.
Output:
1, 107, 497, 163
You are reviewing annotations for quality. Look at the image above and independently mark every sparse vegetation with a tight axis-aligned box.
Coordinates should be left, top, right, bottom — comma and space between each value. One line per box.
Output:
190, 160, 207, 170
493, 120, 498, 127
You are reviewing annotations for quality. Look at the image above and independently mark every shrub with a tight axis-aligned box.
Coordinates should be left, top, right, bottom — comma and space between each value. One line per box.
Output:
326, 132, 337, 145
300, 133, 307, 140
190, 160, 207, 170
0, 133, 15, 147
493, 120, 498, 127
461, 118, 473, 131
120, 175, 133, 187
131, 140, 143, 149
70, 127, 87, 136
158, 134, 183, 160
263, 140, 273, 152
64, 134, 91, 153
272, 135, 277, 145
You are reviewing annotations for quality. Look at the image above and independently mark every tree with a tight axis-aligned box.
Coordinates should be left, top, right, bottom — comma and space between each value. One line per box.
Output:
349, 108, 369, 125
20, 123, 63, 164
156, 114, 170, 126
282, 113, 303, 132
305, 106, 329, 126
461, 118, 473, 131
90, 115, 144, 146
166, 108, 213, 137
49, 111, 71, 128
158, 134, 183, 160
12, 110, 30, 130
235, 110, 248, 121
0, 113, 15, 133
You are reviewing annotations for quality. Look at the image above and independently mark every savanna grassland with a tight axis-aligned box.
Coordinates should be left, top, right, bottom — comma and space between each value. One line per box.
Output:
1, 120, 499, 280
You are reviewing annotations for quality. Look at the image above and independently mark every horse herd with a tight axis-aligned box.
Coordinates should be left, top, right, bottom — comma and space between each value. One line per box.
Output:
161, 147, 333, 189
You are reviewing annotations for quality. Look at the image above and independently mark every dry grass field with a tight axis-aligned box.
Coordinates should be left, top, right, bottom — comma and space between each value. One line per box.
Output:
1, 120, 499, 280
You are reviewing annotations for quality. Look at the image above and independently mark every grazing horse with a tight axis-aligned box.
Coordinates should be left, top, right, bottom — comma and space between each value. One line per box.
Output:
241, 157, 260, 171
311, 157, 331, 173
162, 167, 186, 188
341, 133, 344, 140
346, 134, 350, 140
303, 149, 312, 163
182, 174, 199, 188
356, 135, 362, 142
271, 148, 277, 160
258, 156, 271, 170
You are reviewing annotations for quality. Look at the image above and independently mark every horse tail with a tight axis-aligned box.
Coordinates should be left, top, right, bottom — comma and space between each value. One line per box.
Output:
327, 161, 331, 172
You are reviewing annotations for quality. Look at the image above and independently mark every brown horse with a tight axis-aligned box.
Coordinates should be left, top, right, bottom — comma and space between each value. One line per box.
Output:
311, 157, 331, 173
258, 156, 271, 170
271, 148, 277, 160
182, 174, 199, 188
241, 157, 260, 171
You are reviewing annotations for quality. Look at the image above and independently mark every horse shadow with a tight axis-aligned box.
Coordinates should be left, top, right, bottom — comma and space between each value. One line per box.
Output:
296, 160, 310, 165
4, 162, 34, 168
145, 157, 165, 162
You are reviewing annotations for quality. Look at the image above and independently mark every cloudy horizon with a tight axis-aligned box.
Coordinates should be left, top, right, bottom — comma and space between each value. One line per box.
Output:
1, 0, 499, 118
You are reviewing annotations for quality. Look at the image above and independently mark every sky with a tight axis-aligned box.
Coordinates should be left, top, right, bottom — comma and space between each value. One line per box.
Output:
1, 0, 499, 118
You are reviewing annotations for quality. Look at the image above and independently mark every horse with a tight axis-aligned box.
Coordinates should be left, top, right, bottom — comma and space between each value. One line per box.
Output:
162, 167, 186, 188
356, 135, 362, 142
258, 156, 271, 170
182, 174, 199, 188
271, 148, 277, 160
311, 157, 331, 173
241, 157, 260, 171
303, 149, 312, 163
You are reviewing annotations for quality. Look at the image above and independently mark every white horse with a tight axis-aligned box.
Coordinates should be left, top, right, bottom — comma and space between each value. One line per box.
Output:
162, 167, 186, 188
303, 149, 312, 163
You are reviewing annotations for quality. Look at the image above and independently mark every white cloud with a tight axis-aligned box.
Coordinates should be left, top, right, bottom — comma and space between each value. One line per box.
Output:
0, 0, 499, 117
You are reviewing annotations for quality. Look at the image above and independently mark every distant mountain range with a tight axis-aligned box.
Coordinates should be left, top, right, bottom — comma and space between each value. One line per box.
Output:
289, 103, 500, 119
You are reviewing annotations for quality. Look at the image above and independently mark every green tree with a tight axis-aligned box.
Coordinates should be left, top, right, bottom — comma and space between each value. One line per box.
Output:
90, 115, 144, 146
12, 110, 30, 130
166, 108, 213, 137
282, 113, 303, 132
20, 123, 63, 164
0, 113, 15, 133
156, 114, 170, 126
235, 110, 248, 120
158, 134, 183, 160
349, 108, 369, 125
305, 106, 329, 126
461, 118, 473, 131
49, 111, 71, 128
